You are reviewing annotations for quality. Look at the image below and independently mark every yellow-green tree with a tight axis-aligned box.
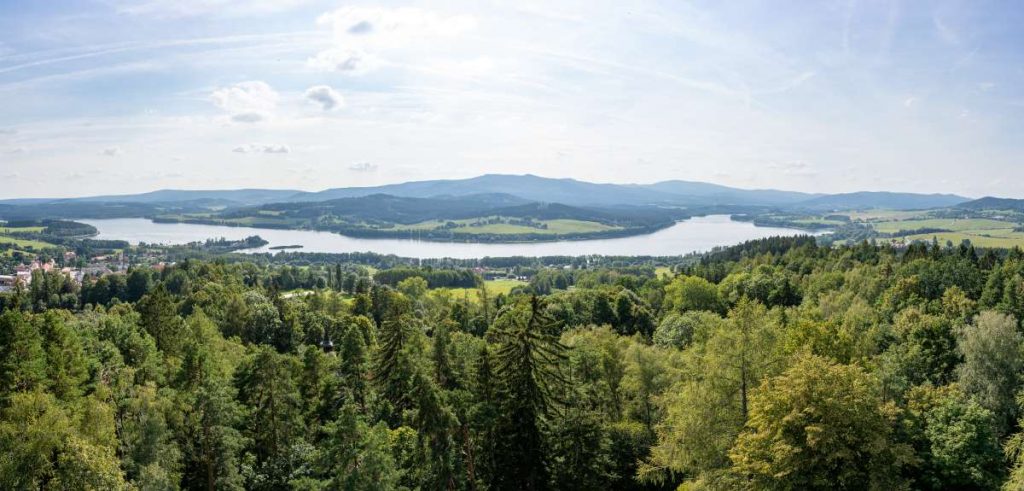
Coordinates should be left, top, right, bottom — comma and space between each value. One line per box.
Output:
729, 354, 912, 490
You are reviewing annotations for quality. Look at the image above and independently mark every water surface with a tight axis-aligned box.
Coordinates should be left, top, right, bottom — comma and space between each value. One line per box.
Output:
81, 215, 814, 259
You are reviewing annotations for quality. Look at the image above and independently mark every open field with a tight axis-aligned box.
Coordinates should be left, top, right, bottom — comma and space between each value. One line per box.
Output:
434, 278, 527, 300
790, 217, 847, 226
895, 230, 1024, 248
0, 226, 45, 233
871, 218, 1015, 233
854, 215, 1024, 248
392, 218, 620, 235
0, 234, 54, 249
845, 210, 926, 221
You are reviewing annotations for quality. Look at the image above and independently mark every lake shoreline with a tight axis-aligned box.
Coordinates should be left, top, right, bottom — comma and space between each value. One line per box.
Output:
80, 215, 820, 259
150, 215, 678, 243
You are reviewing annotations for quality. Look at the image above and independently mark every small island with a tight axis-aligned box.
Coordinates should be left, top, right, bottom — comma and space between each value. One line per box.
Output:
269, 244, 304, 250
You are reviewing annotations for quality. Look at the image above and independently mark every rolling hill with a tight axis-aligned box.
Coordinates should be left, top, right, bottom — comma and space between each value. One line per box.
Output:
956, 197, 1024, 212
153, 192, 688, 243
0, 174, 974, 217
793, 191, 969, 211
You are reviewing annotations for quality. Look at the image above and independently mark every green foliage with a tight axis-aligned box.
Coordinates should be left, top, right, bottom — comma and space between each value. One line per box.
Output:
489, 296, 567, 490
5, 239, 1024, 488
906, 384, 1004, 490
956, 311, 1024, 435
0, 391, 128, 489
664, 275, 723, 314
0, 310, 46, 395
728, 354, 913, 490
653, 311, 724, 350
641, 298, 780, 485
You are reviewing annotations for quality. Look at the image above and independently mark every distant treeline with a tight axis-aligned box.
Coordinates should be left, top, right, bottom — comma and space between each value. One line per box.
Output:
730, 214, 845, 230
181, 236, 268, 253
155, 215, 678, 243
374, 267, 481, 288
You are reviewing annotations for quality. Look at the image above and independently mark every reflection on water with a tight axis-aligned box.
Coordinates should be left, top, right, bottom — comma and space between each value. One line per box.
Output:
80, 215, 816, 259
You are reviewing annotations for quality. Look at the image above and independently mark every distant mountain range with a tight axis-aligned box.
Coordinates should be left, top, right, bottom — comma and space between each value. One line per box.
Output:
795, 192, 968, 211
956, 197, 1024, 212
0, 174, 974, 212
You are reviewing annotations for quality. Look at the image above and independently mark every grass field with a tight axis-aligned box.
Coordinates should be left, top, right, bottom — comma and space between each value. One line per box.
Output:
393, 218, 620, 235
220, 216, 295, 227
435, 278, 527, 301
791, 218, 847, 226
655, 266, 673, 278
0, 234, 53, 249
893, 231, 1024, 248
0, 226, 44, 234
845, 210, 928, 221
871, 218, 1014, 234
859, 215, 1024, 248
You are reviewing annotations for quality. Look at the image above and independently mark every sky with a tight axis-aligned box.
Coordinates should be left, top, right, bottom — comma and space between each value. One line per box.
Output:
0, 0, 1022, 199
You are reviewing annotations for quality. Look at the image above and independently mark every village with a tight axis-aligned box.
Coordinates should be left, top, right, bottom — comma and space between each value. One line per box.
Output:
0, 250, 168, 293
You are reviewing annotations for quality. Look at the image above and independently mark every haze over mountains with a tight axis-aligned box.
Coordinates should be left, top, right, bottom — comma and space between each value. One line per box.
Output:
0, 174, 973, 212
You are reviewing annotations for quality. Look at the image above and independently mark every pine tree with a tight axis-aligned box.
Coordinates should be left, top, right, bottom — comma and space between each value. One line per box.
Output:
137, 284, 186, 356
318, 403, 401, 490
36, 311, 87, 401
234, 347, 305, 488
411, 369, 460, 490
490, 296, 567, 490
337, 321, 369, 410
373, 315, 417, 418
469, 345, 498, 488
176, 335, 245, 490
0, 310, 46, 396
432, 322, 457, 390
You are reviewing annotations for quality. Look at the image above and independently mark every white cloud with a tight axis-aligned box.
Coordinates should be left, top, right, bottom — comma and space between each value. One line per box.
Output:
309, 7, 477, 74
316, 7, 477, 42
307, 48, 380, 74
4, 147, 27, 154
304, 85, 344, 111
210, 81, 278, 123
101, 146, 123, 157
349, 162, 378, 172
233, 143, 290, 154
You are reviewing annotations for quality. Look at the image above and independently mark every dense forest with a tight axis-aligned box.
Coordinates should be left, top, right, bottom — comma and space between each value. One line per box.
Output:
6, 237, 1024, 489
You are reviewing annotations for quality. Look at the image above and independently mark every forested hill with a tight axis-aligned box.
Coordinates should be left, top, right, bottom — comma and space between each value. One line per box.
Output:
0, 174, 972, 212
792, 191, 969, 211
156, 193, 690, 242
6, 237, 1024, 488
957, 196, 1024, 211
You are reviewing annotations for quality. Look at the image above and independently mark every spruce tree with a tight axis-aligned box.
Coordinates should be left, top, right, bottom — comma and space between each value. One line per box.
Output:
0, 310, 46, 396
490, 296, 567, 490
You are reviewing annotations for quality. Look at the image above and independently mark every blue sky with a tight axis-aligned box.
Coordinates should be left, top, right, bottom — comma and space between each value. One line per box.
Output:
0, 0, 1022, 198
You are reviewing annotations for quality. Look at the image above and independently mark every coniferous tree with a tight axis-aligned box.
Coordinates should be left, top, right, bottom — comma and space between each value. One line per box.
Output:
234, 347, 306, 489
317, 403, 401, 490
0, 310, 46, 396
490, 296, 567, 490
176, 330, 245, 491
36, 311, 87, 401
138, 284, 186, 356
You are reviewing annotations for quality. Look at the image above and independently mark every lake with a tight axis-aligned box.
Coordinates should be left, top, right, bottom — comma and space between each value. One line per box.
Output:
80, 215, 815, 259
